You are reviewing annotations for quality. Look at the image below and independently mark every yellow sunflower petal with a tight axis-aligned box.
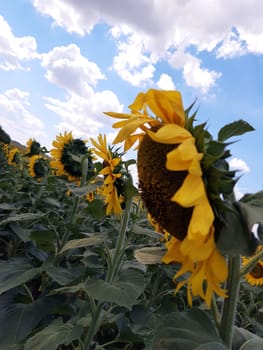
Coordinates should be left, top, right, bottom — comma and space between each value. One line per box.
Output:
113, 116, 155, 145
187, 197, 214, 240
147, 124, 192, 146
180, 234, 215, 262
129, 89, 185, 126
171, 174, 206, 207
210, 249, 228, 282
166, 138, 202, 171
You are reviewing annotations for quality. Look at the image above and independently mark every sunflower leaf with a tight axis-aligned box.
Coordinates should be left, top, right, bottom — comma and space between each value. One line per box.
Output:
24, 318, 82, 350
240, 191, 263, 207
218, 119, 254, 142
85, 268, 145, 310
145, 309, 227, 350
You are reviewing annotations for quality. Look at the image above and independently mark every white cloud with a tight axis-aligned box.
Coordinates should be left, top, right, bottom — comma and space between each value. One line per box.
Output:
32, 0, 98, 35
216, 30, 247, 59
43, 90, 123, 139
32, 0, 263, 93
111, 29, 156, 86
41, 44, 105, 96
168, 48, 221, 93
229, 157, 250, 173
0, 15, 39, 71
40, 43, 123, 138
156, 73, 175, 90
0, 88, 47, 145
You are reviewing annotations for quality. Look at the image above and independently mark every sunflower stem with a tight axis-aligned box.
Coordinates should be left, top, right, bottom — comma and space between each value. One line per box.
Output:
107, 199, 132, 283
219, 255, 241, 349
60, 157, 89, 250
211, 294, 221, 330
82, 199, 132, 350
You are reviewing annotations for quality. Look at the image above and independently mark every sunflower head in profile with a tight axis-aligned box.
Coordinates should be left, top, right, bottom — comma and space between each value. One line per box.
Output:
25, 138, 42, 156
50, 131, 94, 182
105, 88, 254, 306
242, 245, 263, 286
28, 155, 49, 180
91, 134, 128, 216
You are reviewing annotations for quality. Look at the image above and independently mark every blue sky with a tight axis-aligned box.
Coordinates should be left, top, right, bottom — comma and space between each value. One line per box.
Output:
0, 0, 262, 196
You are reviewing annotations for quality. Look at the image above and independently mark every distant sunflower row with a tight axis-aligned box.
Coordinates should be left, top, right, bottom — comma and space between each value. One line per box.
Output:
0, 132, 128, 216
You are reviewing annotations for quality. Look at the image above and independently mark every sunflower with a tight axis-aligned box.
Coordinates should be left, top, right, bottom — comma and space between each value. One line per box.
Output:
90, 134, 125, 216
105, 89, 233, 306
6, 147, 20, 166
28, 155, 49, 179
50, 131, 93, 182
242, 245, 263, 286
25, 138, 42, 156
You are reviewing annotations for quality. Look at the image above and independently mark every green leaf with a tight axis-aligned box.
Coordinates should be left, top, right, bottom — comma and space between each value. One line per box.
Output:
132, 224, 161, 238
45, 265, 83, 285
0, 295, 61, 347
42, 197, 61, 208
0, 258, 43, 294
206, 140, 227, 158
134, 247, 166, 265
24, 318, 82, 350
240, 338, 263, 350
29, 230, 57, 253
240, 191, 263, 207
232, 327, 263, 350
85, 268, 145, 310
194, 343, 226, 350
0, 212, 47, 226
9, 222, 31, 242
237, 201, 263, 229
145, 309, 227, 350
30, 230, 57, 243
216, 202, 259, 256
87, 199, 106, 220
0, 203, 16, 211
218, 119, 254, 142
59, 236, 103, 254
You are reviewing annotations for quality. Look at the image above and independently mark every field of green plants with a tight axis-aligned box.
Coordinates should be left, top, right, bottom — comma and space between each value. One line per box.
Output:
0, 112, 262, 350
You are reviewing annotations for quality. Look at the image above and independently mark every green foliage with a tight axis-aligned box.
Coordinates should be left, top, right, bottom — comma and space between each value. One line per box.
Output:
0, 141, 262, 350
145, 309, 227, 350
218, 120, 255, 142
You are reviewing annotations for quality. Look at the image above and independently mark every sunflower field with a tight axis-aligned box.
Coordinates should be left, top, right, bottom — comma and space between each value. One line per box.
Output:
0, 89, 263, 350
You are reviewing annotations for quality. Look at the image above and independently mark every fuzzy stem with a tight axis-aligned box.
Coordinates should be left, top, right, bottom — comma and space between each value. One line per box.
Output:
219, 255, 241, 348
211, 294, 221, 330
82, 199, 132, 350
60, 157, 89, 249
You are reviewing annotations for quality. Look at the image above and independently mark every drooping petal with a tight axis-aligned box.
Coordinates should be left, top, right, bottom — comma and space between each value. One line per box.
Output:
148, 124, 192, 145
180, 234, 215, 262
171, 174, 206, 207
187, 197, 214, 240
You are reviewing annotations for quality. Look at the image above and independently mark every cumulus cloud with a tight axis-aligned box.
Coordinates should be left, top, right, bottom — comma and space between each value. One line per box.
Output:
40, 43, 123, 138
156, 73, 175, 90
43, 90, 123, 139
0, 15, 39, 71
228, 157, 250, 199
168, 48, 222, 93
32, 0, 263, 93
41, 44, 105, 96
0, 88, 47, 144
216, 30, 247, 59
229, 157, 250, 173
111, 28, 156, 86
